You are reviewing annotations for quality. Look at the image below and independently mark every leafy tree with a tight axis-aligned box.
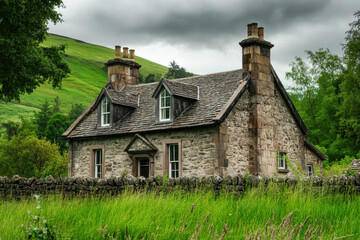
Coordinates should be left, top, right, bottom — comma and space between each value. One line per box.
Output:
145, 73, 156, 83
165, 61, 194, 79
1, 121, 20, 140
338, 10, 360, 152
33, 100, 53, 138
0, 0, 70, 101
0, 132, 66, 178
45, 113, 70, 153
68, 103, 85, 122
286, 49, 343, 149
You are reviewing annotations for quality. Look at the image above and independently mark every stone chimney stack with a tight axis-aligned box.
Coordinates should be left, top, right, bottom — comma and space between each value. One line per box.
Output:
239, 23, 274, 175
105, 45, 141, 91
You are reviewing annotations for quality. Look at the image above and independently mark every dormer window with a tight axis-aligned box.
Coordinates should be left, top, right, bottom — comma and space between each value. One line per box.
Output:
101, 97, 110, 126
159, 88, 171, 122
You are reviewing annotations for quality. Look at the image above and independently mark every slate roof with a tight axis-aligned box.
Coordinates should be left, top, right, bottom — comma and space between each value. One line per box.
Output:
64, 69, 249, 139
304, 140, 327, 160
152, 79, 199, 100
106, 88, 138, 108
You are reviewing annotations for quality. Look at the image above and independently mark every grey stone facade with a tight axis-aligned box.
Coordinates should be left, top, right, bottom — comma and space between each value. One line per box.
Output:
64, 23, 326, 179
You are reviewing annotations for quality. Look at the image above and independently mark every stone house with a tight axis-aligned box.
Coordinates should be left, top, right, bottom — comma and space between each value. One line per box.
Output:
62, 23, 326, 179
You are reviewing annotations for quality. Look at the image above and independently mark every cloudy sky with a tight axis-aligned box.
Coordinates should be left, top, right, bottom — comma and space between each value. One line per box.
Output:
49, 0, 360, 87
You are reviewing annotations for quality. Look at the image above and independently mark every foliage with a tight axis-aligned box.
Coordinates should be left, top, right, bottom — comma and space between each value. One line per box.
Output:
165, 60, 194, 79
45, 113, 70, 153
1, 186, 359, 239
0, 0, 70, 101
286, 12, 360, 163
0, 132, 66, 178
68, 103, 85, 123
1, 121, 20, 140
18, 195, 58, 240
144, 73, 163, 83
33, 100, 53, 138
52, 96, 60, 113
323, 155, 356, 177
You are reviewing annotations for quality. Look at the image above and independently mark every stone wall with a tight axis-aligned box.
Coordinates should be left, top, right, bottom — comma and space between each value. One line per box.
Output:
305, 147, 323, 174
1, 173, 359, 200
71, 125, 218, 178
222, 89, 251, 176
253, 81, 321, 176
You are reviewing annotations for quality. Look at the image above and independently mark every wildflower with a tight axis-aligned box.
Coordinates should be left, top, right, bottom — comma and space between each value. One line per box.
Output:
229, 214, 232, 216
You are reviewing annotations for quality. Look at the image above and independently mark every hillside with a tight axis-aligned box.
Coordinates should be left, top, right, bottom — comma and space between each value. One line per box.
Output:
0, 34, 169, 124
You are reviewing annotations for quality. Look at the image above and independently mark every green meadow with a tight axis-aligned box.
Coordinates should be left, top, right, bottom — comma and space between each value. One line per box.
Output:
0, 34, 168, 124
0, 185, 359, 239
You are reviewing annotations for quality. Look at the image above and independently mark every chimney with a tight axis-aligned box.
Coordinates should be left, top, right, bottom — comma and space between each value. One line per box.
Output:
105, 45, 141, 90
239, 23, 274, 175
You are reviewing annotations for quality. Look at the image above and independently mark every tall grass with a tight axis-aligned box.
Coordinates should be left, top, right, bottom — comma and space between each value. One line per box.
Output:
0, 183, 359, 239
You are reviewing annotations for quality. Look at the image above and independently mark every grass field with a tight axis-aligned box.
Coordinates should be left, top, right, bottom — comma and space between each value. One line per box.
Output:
0, 185, 359, 239
0, 34, 168, 125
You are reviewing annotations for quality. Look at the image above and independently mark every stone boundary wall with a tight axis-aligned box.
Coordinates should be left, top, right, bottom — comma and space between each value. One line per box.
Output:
1, 173, 360, 200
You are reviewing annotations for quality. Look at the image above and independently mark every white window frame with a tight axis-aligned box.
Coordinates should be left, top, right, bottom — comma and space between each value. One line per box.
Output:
101, 97, 110, 126
94, 149, 102, 178
307, 164, 313, 177
159, 88, 171, 122
278, 152, 286, 169
168, 143, 179, 178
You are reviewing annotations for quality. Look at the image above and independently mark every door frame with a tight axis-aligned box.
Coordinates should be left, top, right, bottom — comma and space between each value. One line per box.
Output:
130, 153, 154, 177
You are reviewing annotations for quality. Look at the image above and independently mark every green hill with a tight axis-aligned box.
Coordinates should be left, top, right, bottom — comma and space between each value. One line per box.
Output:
0, 34, 169, 124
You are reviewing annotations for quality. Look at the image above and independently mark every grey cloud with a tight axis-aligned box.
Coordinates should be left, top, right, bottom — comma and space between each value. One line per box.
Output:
50, 0, 360, 81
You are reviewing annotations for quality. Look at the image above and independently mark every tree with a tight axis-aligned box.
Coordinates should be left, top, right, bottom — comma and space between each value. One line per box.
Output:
145, 73, 156, 83
33, 100, 53, 138
0, 132, 67, 178
53, 96, 61, 113
45, 113, 70, 153
1, 121, 20, 140
165, 61, 194, 79
68, 103, 85, 122
286, 49, 345, 162
0, 0, 70, 101
338, 10, 360, 155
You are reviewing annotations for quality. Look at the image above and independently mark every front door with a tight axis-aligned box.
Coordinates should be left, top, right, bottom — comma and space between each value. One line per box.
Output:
138, 158, 150, 178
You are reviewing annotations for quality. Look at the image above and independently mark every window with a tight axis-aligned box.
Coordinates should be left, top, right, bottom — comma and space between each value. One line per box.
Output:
307, 164, 313, 177
94, 149, 102, 178
278, 152, 286, 169
101, 97, 110, 126
138, 158, 150, 178
159, 88, 171, 121
168, 144, 179, 178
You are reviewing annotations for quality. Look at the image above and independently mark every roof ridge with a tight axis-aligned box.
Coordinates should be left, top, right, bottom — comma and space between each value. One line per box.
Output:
172, 69, 242, 82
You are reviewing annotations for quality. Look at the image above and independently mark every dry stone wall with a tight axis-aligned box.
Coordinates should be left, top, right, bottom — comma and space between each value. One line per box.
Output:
1, 173, 359, 200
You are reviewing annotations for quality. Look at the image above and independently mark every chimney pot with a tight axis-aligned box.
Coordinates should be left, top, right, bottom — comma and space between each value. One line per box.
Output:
123, 47, 129, 58
258, 27, 264, 40
129, 49, 135, 60
115, 45, 121, 58
247, 22, 258, 38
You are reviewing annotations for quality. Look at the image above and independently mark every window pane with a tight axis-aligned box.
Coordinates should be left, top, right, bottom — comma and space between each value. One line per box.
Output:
161, 109, 166, 120
96, 150, 101, 164
165, 96, 170, 106
165, 108, 170, 119
174, 145, 179, 161
106, 102, 110, 112
97, 165, 102, 178
103, 114, 110, 124
169, 145, 174, 161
